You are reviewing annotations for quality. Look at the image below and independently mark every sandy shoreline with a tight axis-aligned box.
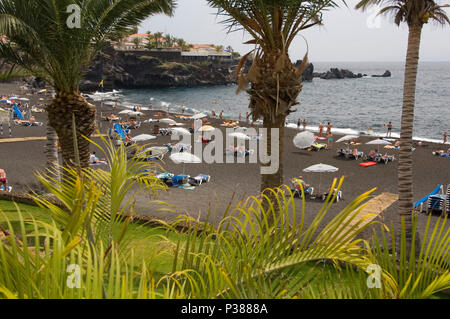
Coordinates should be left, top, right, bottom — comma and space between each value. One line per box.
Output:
0, 80, 449, 238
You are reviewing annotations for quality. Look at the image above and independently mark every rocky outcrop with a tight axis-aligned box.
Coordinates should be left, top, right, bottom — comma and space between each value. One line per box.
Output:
80, 46, 235, 92
372, 70, 391, 78
315, 68, 365, 80
294, 60, 314, 81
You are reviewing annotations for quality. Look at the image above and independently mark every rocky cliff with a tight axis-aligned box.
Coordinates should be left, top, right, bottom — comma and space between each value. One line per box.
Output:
80, 47, 235, 92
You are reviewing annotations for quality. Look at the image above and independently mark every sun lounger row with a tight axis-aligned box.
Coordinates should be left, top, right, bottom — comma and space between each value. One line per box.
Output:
365, 154, 395, 164
337, 149, 364, 160
415, 184, 450, 215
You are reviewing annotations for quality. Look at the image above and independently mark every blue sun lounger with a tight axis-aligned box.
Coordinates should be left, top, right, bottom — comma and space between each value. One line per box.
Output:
114, 123, 126, 143
13, 105, 24, 120
414, 184, 443, 212
189, 174, 211, 186
427, 194, 446, 214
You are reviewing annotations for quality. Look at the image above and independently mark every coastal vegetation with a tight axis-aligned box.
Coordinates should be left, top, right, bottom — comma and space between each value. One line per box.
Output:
0, 137, 448, 299
355, 0, 450, 251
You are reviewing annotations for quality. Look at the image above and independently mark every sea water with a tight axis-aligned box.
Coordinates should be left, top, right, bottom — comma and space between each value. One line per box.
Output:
90, 62, 450, 142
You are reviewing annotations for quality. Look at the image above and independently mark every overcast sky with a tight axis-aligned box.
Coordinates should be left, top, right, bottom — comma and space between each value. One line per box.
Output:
139, 0, 450, 62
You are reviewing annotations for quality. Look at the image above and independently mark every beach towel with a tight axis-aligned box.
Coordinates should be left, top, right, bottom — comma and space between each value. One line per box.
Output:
360, 162, 377, 167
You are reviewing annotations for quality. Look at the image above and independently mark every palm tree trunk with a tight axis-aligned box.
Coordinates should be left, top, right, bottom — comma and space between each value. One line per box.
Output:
398, 24, 423, 252
47, 91, 96, 169
45, 122, 60, 179
260, 118, 284, 193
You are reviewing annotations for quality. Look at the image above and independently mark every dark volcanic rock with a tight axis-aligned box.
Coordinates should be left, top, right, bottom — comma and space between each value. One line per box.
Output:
80, 46, 234, 92
294, 60, 314, 81
372, 70, 391, 78
318, 68, 363, 80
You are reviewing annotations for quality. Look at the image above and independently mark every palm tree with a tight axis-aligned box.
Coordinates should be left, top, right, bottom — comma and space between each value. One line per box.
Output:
206, 0, 339, 194
153, 31, 164, 48
0, 0, 176, 168
164, 34, 173, 48
355, 0, 449, 249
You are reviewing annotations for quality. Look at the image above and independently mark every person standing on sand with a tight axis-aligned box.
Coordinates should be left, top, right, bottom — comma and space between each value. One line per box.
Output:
181, 105, 185, 114
239, 113, 242, 122
297, 119, 301, 130
149, 103, 152, 109
246, 112, 250, 123
327, 131, 333, 149
319, 123, 324, 137
113, 102, 118, 111
219, 111, 224, 120
302, 119, 307, 131
211, 110, 216, 118
386, 121, 393, 137
326, 122, 332, 135
444, 131, 447, 144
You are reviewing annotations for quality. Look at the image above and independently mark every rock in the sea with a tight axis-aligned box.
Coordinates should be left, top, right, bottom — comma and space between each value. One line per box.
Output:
372, 70, 391, 78
294, 60, 314, 81
318, 68, 363, 80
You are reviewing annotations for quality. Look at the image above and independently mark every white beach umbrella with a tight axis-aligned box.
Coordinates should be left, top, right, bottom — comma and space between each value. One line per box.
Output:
170, 152, 201, 174
303, 163, 339, 193
336, 135, 359, 143
170, 152, 201, 164
159, 118, 177, 125
191, 112, 207, 120
228, 132, 250, 140
171, 127, 191, 135
293, 131, 316, 149
366, 139, 391, 152
131, 134, 156, 142
9, 96, 19, 100
119, 110, 132, 114
16, 97, 30, 102
130, 111, 144, 116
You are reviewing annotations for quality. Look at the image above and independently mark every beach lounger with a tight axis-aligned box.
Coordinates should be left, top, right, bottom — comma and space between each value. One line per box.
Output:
447, 185, 450, 215
414, 184, 443, 213
189, 174, 211, 186
0, 186, 12, 192
156, 172, 174, 185
114, 123, 126, 144
170, 175, 190, 187
13, 105, 24, 120
311, 143, 327, 151
426, 194, 446, 214
346, 151, 364, 160
323, 189, 343, 202
376, 154, 395, 164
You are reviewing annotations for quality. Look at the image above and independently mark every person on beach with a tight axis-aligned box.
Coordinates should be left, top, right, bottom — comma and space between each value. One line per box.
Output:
293, 176, 310, 191
302, 119, 307, 131
297, 119, 301, 130
444, 131, 447, 144
326, 122, 332, 135
219, 111, 223, 120
149, 103, 152, 109
181, 105, 185, 114
319, 123, 324, 137
0, 168, 10, 191
113, 102, 118, 111
386, 122, 393, 137
90, 152, 107, 165
246, 112, 250, 123
327, 131, 333, 148
136, 105, 141, 113
239, 113, 242, 122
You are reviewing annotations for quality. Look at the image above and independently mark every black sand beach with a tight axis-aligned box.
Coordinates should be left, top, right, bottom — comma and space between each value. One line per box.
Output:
0, 81, 449, 238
